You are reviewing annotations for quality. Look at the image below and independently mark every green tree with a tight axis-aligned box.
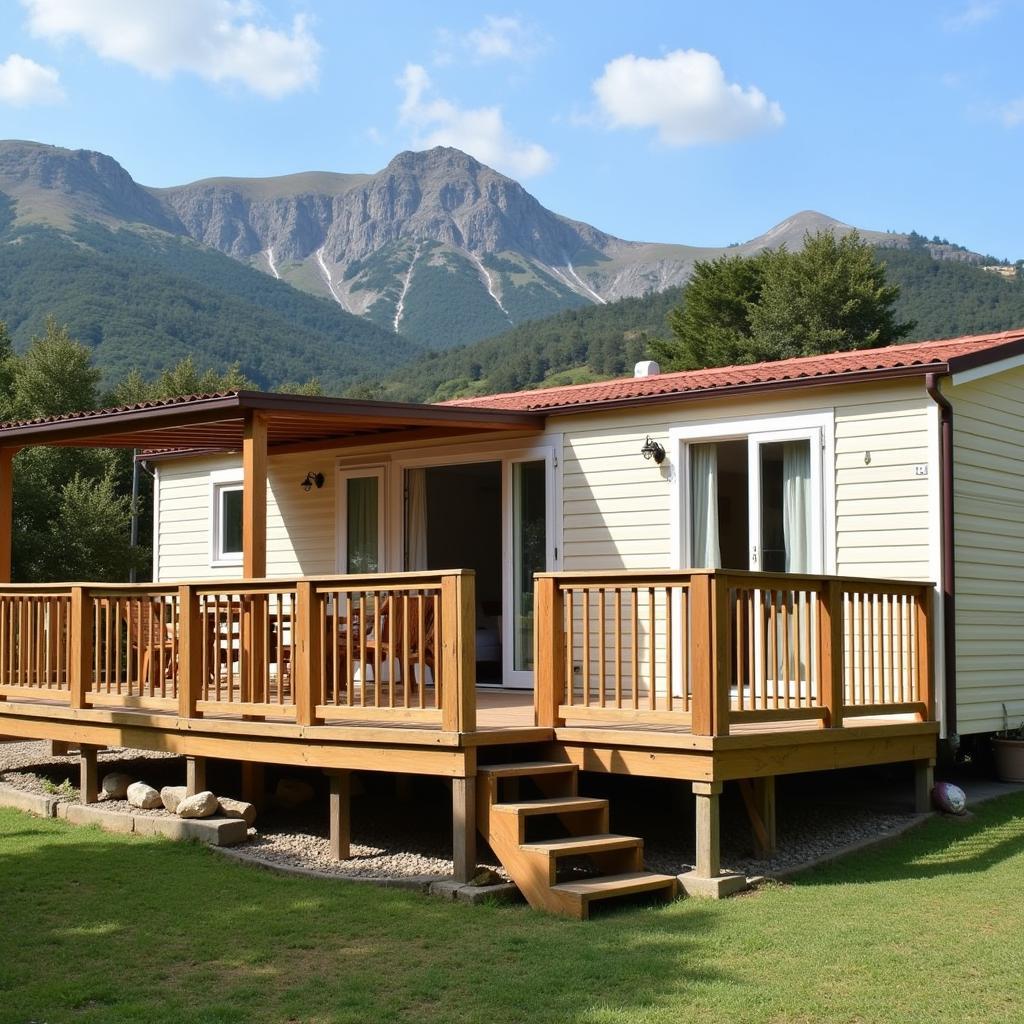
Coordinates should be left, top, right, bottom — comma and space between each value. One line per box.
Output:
653, 231, 914, 371
4, 318, 144, 582
650, 252, 771, 370
747, 231, 914, 361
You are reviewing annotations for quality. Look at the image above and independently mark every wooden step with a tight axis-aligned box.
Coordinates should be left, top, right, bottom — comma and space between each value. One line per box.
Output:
551, 872, 678, 917
479, 761, 576, 778
492, 796, 606, 817
520, 834, 642, 857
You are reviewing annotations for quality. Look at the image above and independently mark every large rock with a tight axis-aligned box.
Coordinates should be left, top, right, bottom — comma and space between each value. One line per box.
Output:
275, 778, 314, 807
100, 772, 134, 800
126, 782, 162, 810
160, 785, 188, 813
176, 791, 218, 819
217, 796, 257, 827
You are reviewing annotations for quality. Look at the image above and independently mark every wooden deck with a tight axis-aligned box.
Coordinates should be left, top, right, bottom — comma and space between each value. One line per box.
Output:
0, 568, 939, 897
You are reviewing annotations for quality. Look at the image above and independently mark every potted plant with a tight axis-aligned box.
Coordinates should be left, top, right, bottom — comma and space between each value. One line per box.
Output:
992, 704, 1024, 782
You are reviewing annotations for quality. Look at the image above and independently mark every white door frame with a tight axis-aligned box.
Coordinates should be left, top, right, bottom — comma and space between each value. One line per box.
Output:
669, 410, 836, 574
335, 464, 387, 574
378, 438, 561, 689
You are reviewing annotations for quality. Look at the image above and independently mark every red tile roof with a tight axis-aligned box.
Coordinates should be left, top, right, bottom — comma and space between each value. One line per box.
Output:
443, 329, 1024, 413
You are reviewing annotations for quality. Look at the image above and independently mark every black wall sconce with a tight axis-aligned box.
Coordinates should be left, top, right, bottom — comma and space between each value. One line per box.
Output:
640, 436, 666, 464
300, 471, 325, 492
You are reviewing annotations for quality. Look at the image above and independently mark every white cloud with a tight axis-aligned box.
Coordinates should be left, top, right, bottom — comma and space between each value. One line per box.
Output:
999, 97, 1024, 126
944, 1, 1000, 30
21, 0, 319, 98
397, 63, 553, 178
0, 52, 64, 105
435, 15, 547, 66
591, 49, 784, 147
466, 16, 545, 61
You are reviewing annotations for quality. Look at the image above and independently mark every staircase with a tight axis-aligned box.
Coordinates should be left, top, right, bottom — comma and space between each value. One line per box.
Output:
477, 761, 677, 919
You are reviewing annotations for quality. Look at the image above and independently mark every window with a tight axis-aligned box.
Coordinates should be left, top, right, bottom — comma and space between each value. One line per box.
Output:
337, 467, 385, 574
210, 472, 244, 565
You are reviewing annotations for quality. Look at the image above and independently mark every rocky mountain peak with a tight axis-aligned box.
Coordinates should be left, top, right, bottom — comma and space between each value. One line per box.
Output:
0, 140, 178, 231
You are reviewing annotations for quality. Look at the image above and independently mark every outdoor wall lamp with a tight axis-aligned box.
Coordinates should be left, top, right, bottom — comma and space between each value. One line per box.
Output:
300, 471, 325, 492
640, 436, 666, 464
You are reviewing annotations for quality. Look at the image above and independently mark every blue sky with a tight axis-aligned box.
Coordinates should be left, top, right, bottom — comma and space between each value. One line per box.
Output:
0, 0, 1021, 259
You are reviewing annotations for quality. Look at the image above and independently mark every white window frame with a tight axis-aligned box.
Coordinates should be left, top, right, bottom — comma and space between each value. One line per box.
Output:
209, 468, 244, 568
668, 410, 836, 575
336, 465, 387, 574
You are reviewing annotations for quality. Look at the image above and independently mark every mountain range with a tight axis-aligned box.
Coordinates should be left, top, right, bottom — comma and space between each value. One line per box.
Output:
0, 138, 1016, 391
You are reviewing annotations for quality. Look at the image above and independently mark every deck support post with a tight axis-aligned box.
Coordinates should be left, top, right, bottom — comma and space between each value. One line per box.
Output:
679, 780, 748, 899
914, 758, 935, 814
328, 770, 351, 861
753, 777, 777, 856
738, 777, 777, 857
49, 740, 72, 756
186, 756, 207, 796
79, 744, 98, 804
241, 762, 265, 809
451, 775, 477, 883
693, 781, 722, 878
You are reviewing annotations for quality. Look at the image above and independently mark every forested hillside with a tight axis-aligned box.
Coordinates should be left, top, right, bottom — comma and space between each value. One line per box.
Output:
0, 210, 420, 391
374, 247, 1024, 402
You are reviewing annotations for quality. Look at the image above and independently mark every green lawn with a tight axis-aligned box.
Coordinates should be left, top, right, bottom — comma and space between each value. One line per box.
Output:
1, 795, 1023, 1024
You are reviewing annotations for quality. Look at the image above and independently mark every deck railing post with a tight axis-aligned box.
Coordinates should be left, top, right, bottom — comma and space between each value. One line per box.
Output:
294, 580, 323, 727
69, 586, 92, 710
534, 575, 565, 728
713, 575, 731, 736
916, 586, 935, 721
691, 573, 729, 736
177, 584, 200, 720
817, 580, 845, 728
440, 571, 476, 734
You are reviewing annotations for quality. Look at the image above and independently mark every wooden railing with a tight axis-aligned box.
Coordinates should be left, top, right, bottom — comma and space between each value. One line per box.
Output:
535, 570, 933, 735
0, 570, 476, 733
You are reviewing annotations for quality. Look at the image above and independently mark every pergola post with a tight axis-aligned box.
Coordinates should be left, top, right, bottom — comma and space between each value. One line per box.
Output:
0, 447, 18, 583
242, 413, 268, 705
242, 412, 268, 579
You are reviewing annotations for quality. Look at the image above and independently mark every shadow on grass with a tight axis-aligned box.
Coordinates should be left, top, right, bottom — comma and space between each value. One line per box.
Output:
0, 809, 730, 1024
789, 789, 1024, 889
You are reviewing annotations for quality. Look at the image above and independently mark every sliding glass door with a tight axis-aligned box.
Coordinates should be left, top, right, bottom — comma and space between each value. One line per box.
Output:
685, 427, 823, 573
509, 459, 548, 679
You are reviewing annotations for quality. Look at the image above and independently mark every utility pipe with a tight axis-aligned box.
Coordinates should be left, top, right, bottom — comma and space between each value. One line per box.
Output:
925, 372, 957, 740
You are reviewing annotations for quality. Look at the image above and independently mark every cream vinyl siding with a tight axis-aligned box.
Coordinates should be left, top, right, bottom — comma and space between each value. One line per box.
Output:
833, 396, 932, 580
950, 366, 1024, 734
156, 451, 338, 580
556, 382, 934, 580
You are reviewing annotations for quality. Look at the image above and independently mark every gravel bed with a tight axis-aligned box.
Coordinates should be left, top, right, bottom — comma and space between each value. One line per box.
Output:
1, 740, 927, 882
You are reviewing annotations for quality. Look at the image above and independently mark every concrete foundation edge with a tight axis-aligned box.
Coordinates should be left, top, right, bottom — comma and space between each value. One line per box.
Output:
0, 784, 247, 846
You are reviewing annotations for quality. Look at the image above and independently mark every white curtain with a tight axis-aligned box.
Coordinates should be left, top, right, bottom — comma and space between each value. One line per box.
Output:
405, 468, 428, 571
689, 444, 721, 569
782, 441, 811, 572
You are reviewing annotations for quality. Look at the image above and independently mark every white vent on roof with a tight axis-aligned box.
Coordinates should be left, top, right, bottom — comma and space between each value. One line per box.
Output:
634, 360, 661, 378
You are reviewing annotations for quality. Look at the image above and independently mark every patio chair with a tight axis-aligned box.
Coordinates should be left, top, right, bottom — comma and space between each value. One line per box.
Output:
121, 598, 177, 689
357, 594, 436, 698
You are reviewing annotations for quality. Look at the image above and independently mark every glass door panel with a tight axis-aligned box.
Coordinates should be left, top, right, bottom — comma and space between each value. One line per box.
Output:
511, 460, 547, 673
338, 468, 385, 574
748, 434, 817, 574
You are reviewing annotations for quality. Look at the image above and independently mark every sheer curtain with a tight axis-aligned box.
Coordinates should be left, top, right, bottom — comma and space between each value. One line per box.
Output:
782, 441, 811, 572
405, 468, 428, 571
346, 477, 379, 573
689, 444, 721, 569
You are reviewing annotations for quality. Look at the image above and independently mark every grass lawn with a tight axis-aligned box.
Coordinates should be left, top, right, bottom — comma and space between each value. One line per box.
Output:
1, 794, 1023, 1024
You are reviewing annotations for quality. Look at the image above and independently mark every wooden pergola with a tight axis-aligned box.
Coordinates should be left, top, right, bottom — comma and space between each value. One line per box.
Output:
0, 390, 546, 582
